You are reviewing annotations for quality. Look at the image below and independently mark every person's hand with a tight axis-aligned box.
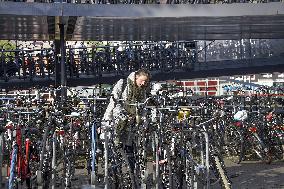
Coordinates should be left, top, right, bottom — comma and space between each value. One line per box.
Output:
127, 115, 134, 122
100, 120, 112, 131
99, 120, 111, 140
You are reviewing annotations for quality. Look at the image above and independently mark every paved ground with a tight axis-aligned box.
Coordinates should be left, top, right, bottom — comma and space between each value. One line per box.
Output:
76, 158, 284, 189
225, 159, 284, 189
1, 158, 284, 189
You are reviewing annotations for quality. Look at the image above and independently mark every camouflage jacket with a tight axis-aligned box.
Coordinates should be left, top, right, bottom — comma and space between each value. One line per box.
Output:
102, 71, 149, 125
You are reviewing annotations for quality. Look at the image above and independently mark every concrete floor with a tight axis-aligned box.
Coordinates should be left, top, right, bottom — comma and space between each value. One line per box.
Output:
1, 157, 284, 189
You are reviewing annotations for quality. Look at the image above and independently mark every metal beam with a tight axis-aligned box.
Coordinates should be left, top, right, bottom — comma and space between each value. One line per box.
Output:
0, 2, 61, 16
62, 3, 284, 17
2, 2, 283, 17
59, 23, 67, 102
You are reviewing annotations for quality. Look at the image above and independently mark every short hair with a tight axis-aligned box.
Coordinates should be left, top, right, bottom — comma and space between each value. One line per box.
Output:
135, 68, 151, 79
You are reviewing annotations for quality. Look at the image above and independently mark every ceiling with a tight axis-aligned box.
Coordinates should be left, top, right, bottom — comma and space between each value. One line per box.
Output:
69, 15, 284, 41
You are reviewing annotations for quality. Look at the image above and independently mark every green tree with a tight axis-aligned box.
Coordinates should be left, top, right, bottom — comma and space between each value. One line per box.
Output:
0, 40, 16, 50
0, 40, 17, 60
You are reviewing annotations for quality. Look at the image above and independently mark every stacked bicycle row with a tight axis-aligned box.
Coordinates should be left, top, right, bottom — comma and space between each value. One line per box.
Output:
0, 41, 195, 82
1, 38, 279, 83
0, 85, 283, 189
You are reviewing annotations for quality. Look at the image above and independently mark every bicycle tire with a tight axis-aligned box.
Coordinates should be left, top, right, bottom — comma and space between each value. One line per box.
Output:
225, 126, 244, 163
0, 133, 3, 186
269, 130, 284, 160
37, 123, 52, 189
8, 144, 18, 189
251, 133, 272, 164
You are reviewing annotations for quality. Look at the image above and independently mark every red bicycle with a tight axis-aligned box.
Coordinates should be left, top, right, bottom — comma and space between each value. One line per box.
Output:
7, 116, 39, 189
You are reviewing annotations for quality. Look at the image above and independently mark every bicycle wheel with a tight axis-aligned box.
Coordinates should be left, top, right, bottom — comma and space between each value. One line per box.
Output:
63, 151, 73, 188
250, 133, 272, 164
269, 130, 283, 160
37, 124, 53, 189
90, 121, 99, 185
0, 132, 4, 187
25, 138, 37, 189
270, 142, 284, 160
8, 144, 18, 189
225, 125, 244, 163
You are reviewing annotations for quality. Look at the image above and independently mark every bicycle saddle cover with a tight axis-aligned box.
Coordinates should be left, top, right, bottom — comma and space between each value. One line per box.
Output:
233, 110, 248, 121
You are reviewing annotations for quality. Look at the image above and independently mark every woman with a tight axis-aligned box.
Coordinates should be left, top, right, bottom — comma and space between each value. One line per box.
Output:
101, 69, 151, 187
102, 68, 151, 144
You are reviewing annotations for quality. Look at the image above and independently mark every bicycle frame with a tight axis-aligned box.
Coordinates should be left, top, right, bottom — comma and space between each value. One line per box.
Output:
90, 120, 97, 186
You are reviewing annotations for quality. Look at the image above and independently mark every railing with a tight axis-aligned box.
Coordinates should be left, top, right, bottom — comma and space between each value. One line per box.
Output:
0, 41, 196, 82
0, 39, 283, 83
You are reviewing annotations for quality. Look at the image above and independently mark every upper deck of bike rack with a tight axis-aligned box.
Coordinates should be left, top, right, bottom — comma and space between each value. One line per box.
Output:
0, 2, 284, 41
